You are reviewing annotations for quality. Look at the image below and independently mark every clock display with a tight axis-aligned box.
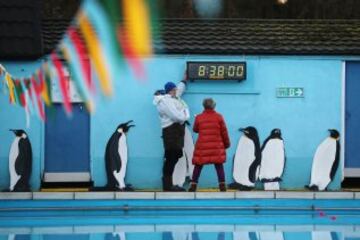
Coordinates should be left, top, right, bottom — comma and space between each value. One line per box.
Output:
187, 62, 246, 81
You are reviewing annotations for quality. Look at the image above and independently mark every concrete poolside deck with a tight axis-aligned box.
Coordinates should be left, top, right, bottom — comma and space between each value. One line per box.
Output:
0, 191, 358, 200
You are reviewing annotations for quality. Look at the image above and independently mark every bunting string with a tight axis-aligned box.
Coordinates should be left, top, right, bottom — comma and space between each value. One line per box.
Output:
0, 0, 161, 123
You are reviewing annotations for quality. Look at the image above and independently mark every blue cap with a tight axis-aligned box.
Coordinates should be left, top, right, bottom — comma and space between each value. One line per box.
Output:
164, 82, 177, 93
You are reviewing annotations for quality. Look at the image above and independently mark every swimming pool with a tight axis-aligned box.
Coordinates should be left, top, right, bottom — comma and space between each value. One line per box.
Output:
0, 193, 359, 239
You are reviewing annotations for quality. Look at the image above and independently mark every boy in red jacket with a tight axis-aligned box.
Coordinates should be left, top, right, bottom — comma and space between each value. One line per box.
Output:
189, 98, 230, 192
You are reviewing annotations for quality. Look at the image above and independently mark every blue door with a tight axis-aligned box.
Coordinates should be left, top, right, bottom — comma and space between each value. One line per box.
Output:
345, 62, 360, 177
44, 103, 90, 182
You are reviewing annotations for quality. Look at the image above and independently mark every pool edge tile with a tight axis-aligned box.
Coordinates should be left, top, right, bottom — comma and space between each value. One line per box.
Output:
116, 192, 155, 200
314, 191, 354, 199
236, 191, 274, 199
33, 192, 74, 200
275, 191, 314, 199
156, 192, 195, 199
354, 192, 360, 199
74, 192, 115, 200
195, 192, 235, 199
0, 192, 32, 200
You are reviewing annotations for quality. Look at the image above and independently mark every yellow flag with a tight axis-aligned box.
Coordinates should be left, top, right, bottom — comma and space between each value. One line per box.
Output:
40, 65, 51, 106
123, 0, 152, 57
5, 73, 16, 104
78, 13, 113, 96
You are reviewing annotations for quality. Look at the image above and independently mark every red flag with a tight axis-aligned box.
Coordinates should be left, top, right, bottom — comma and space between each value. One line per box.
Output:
68, 27, 94, 93
50, 52, 72, 115
38, 68, 51, 106
14, 79, 26, 107
30, 76, 45, 121
118, 27, 145, 79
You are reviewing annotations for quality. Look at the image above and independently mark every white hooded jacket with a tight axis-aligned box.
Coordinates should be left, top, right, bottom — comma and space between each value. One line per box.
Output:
153, 81, 190, 128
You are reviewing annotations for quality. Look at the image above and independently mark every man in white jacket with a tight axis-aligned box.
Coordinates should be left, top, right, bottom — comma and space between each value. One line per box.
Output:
153, 78, 190, 191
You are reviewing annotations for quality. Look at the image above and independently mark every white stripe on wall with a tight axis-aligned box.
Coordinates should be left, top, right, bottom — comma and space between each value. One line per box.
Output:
43, 172, 91, 182
344, 168, 360, 177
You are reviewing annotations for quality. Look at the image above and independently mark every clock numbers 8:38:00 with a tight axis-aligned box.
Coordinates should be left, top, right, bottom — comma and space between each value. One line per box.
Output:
197, 65, 243, 78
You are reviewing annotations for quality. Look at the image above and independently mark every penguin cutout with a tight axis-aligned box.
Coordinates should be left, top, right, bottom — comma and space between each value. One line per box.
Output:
104, 121, 135, 191
228, 126, 261, 190
7, 129, 32, 192
306, 129, 340, 191
173, 122, 194, 187
259, 128, 285, 191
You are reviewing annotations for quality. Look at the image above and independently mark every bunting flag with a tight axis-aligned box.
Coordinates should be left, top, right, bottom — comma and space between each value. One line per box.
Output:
123, 0, 153, 57
0, 64, 4, 76
30, 75, 46, 121
50, 52, 72, 115
67, 27, 94, 94
78, 12, 112, 96
5, 73, 16, 104
14, 79, 26, 107
62, 36, 94, 112
99, 0, 124, 60
83, 0, 119, 93
0, 0, 162, 123
20, 79, 31, 128
43, 62, 53, 106
99, 0, 145, 79
38, 68, 51, 106
27, 78, 41, 120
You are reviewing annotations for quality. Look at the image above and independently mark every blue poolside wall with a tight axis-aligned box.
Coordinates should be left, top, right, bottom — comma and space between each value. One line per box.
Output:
0, 55, 343, 190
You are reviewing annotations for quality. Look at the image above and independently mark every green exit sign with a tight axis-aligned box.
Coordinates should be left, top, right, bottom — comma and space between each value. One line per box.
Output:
276, 87, 304, 98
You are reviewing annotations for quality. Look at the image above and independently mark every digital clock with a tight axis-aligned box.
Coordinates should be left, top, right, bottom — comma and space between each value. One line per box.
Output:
187, 62, 246, 81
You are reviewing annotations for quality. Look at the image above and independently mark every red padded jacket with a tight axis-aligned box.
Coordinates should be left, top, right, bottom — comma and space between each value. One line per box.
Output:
192, 109, 230, 165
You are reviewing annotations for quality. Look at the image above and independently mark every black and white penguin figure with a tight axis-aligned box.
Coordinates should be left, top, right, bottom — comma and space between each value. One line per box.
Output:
8, 129, 32, 192
259, 128, 285, 190
173, 122, 194, 187
105, 120, 135, 191
228, 126, 261, 190
306, 129, 340, 191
